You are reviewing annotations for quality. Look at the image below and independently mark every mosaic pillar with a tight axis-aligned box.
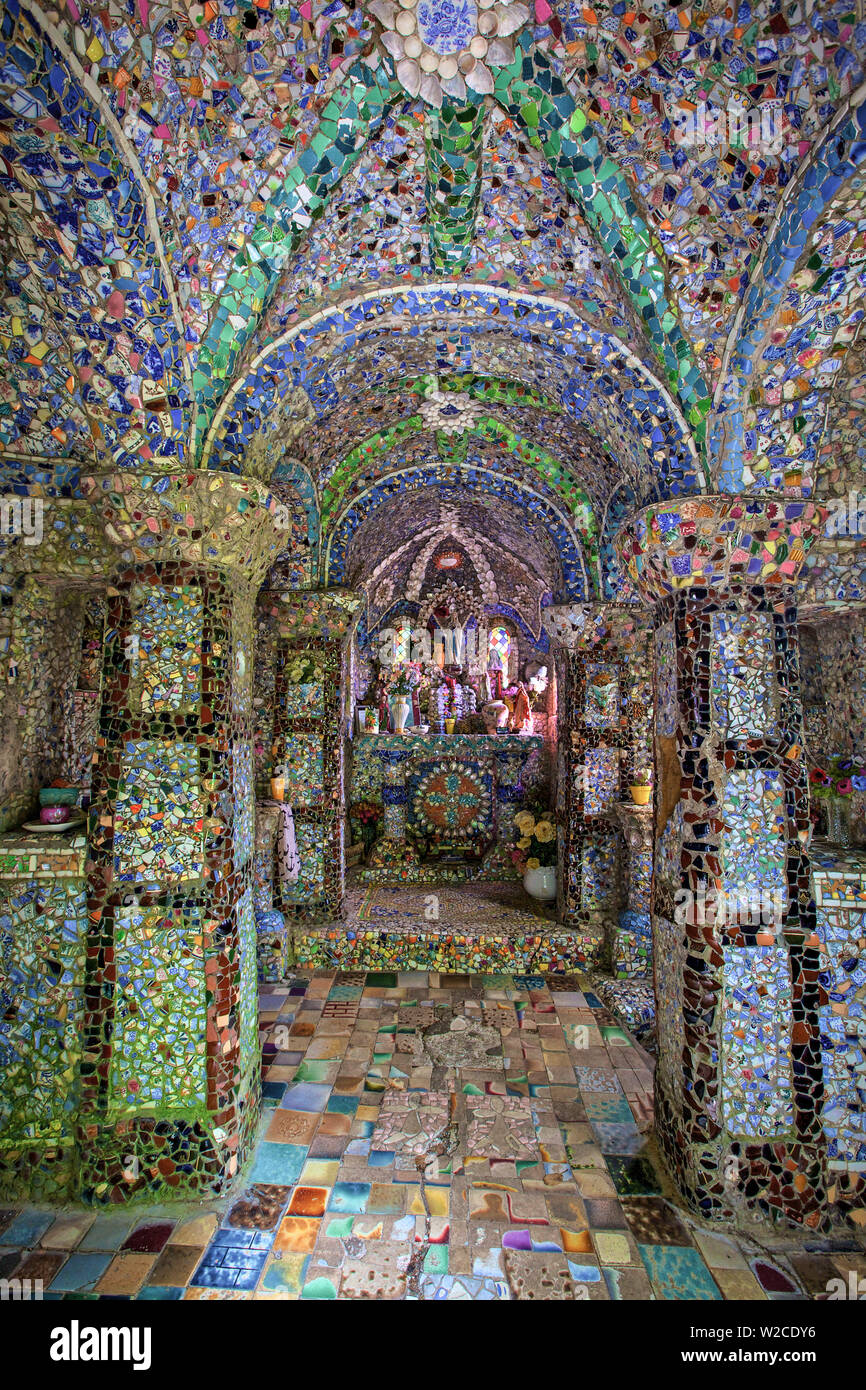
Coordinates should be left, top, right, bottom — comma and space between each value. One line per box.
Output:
365, 747, 422, 879
63, 473, 286, 1202
543, 604, 652, 966
479, 746, 531, 880
253, 802, 290, 984
264, 589, 362, 922
618, 496, 829, 1227
609, 802, 654, 979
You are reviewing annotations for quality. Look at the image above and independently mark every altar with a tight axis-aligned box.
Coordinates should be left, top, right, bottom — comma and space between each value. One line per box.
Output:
354, 732, 542, 884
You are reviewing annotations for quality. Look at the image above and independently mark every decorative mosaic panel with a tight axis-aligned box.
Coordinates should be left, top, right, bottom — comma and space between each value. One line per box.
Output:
655, 622, 677, 739
0, 881, 87, 1142
584, 663, 619, 728
284, 681, 325, 720
233, 741, 254, 871
720, 946, 794, 1139
580, 832, 618, 913
720, 770, 788, 905
114, 740, 204, 885
582, 747, 620, 816
130, 585, 202, 714
409, 761, 493, 842
237, 886, 259, 1078
282, 734, 324, 807
711, 612, 777, 739
653, 915, 686, 1111
109, 905, 207, 1112
817, 905, 866, 1170
282, 822, 325, 904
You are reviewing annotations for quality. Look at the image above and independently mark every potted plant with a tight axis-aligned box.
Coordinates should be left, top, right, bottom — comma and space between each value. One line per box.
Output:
629, 767, 652, 806
512, 808, 557, 901
351, 799, 382, 858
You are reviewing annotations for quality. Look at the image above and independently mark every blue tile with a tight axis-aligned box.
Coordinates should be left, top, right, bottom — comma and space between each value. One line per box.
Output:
0, 1211, 55, 1246
48, 1253, 112, 1292
280, 1082, 331, 1112
247, 1141, 308, 1185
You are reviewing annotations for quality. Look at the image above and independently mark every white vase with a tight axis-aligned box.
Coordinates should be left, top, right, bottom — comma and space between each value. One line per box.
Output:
394, 697, 411, 734
524, 865, 557, 902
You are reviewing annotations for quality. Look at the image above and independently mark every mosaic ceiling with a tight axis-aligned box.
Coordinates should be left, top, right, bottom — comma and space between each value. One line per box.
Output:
2, 0, 866, 597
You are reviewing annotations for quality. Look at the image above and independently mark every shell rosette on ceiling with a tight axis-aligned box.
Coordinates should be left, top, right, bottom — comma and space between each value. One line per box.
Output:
367, 0, 531, 107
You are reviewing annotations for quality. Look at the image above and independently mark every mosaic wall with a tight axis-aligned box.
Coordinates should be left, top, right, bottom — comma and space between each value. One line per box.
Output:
812, 845, 866, 1217
0, 874, 87, 1199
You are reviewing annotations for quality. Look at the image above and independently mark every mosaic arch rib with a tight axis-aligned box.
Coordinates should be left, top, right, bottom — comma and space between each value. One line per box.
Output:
709, 94, 866, 493
200, 283, 705, 494
191, 27, 711, 450
0, 6, 191, 469
324, 459, 591, 599
319, 412, 599, 566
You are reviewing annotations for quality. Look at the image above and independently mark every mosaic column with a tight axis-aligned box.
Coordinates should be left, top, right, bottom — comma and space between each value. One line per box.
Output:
618, 496, 829, 1227
73, 473, 285, 1202
264, 588, 362, 922
610, 802, 654, 979
364, 747, 423, 880
542, 604, 652, 967
480, 743, 536, 880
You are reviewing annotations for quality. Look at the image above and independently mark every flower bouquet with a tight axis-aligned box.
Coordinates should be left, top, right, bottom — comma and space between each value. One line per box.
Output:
351, 799, 382, 857
286, 654, 323, 684
511, 808, 557, 871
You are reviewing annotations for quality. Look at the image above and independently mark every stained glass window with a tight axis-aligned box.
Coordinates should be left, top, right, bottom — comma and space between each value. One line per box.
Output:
488, 624, 512, 679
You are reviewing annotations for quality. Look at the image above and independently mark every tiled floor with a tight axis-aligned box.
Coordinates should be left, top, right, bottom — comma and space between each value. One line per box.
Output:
1, 970, 863, 1300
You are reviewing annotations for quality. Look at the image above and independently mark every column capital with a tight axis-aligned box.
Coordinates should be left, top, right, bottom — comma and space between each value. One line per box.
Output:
541, 601, 649, 652
615, 494, 827, 605
258, 586, 363, 642
3, 472, 291, 586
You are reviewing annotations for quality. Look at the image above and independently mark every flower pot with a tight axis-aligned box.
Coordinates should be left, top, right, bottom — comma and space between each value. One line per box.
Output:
270, 776, 285, 802
444, 717, 456, 734
394, 697, 411, 734
629, 785, 651, 806
524, 865, 557, 902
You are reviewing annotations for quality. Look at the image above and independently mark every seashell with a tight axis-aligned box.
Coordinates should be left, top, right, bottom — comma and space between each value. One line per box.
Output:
465, 58, 493, 93
458, 51, 476, 73
495, 3, 530, 37
486, 37, 514, 65
396, 56, 422, 95
403, 32, 423, 57
478, 11, 499, 34
419, 72, 443, 107
437, 54, 459, 79
368, 0, 398, 24
395, 9, 416, 35
440, 72, 468, 101
380, 28, 406, 59
420, 46, 439, 73
469, 34, 489, 57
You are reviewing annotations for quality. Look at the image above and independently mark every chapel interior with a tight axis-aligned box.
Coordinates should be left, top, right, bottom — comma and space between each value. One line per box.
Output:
0, 0, 864, 1306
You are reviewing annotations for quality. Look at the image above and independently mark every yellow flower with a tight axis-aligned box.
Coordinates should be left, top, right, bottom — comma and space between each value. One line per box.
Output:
517, 836, 532, 850
535, 821, 555, 843
515, 812, 536, 835
526, 857, 540, 871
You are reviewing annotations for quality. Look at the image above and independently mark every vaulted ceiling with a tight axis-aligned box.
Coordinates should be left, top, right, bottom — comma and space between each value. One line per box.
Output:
2, 0, 865, 600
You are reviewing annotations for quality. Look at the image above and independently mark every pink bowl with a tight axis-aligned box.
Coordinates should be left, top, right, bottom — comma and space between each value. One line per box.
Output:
39, 805, 71, 824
